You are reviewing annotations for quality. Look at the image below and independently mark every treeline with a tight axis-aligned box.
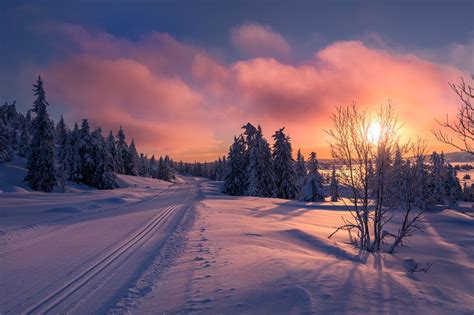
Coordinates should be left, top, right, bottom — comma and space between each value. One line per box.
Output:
0, 76, 175, 192
217, 122, 473, 205
220, 123, 330, 201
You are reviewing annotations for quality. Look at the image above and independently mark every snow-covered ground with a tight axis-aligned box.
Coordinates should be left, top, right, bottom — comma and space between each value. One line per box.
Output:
1, 160, 473, 314
0, 159, 199, 314
136, 182, 474, 314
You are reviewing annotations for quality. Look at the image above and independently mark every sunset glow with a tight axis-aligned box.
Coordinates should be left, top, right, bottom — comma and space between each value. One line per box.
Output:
368, 121, 382, 144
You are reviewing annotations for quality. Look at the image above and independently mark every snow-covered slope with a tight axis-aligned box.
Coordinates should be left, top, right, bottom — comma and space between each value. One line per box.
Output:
136, 181, 474, 314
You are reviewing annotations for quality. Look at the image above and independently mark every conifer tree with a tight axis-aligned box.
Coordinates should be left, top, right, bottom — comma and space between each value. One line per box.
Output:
106, 131, 117, 172
115, 126, 129, 174
272, 127, 298, 199
149, 155, 158, 178
56, 115, 68, 171
0, 119, 14, 163
295, 149, 306, 185
222, 136, 247, 195
67, 122, 81, 182
90, 128, 118, 189
299, 152, 325, 202
127, 139, 139, 176
329, 165, 339, 202
17, 123, 29, 158
138, 153, 149, 177
245, 127, 276, 197
25, 76, 56, 191
76, 119, 95, 185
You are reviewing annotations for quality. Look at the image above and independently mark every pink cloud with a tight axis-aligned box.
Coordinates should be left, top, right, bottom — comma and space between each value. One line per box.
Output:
230, 23, 291, 59
39, 24, 468, 161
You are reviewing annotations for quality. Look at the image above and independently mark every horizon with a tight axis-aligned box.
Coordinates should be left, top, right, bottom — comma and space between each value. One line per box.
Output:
1, 0, 473, 161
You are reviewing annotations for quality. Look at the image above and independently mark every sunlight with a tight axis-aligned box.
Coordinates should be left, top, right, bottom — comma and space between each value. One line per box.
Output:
368, 120, 382, 144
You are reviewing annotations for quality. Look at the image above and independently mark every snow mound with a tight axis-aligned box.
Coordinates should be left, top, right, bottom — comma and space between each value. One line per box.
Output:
0, 157, 29, 193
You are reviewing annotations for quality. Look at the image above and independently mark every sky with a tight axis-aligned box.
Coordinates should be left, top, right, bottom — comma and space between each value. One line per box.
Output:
1, 0, 473, 161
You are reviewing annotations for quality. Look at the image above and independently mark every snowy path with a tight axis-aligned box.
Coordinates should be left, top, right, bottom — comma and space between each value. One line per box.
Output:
0, 179, 199, 314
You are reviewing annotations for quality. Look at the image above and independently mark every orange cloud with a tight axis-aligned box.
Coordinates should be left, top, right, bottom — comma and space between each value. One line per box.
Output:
230, 23, 291, 59
41, 24, 468, 161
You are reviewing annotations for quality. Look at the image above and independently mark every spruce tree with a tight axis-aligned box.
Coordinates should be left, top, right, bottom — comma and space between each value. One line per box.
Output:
106, 131, 117, 172
149, 155, 158, 178
245, 128, 276, 197
299, 152, 325, 202
25, 76, 56, 191
138, 153, 149, 177
127, 139, 139, 176
115, 126, 129, 174
222, 136, 247, 195
17, 123, 30, 158
429, 152, 447, 204
56, 115, 68, 171
329, 165, 339, 202
295, 149, 306, 185
0, 119, 13, 163
272, 127, 298, 199
90, 128, 118, 189
76, 119, 94, 185
67, 122, 81, 182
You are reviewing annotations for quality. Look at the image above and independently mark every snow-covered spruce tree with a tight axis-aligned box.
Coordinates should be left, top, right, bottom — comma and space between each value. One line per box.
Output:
149, 155, 158, 178
299, 152, 325, 202
75, 119, 95, 185
25, 76, 56, 191
90, 128, 118, 189
222, 135, 247, 195
157, 156, 171, 181
138, 153, 149, 177
66, 122, 81, 182
429, 151, 447, 204
17, 123, 30, 158
295, 149, 306, 186
272, 127, 299, 199
105, 131, 117, 172
412, 144, 430, 211
126, 139, 139, 176
0, 118, 14, 163
245, 127, 277, 197
388, 145, 404, 207
164, 155, 175, 179
115, 126, 129, 174
56, 115, 69, 171
55, 116, 69, 191
329, 165, 339, 202
445, 164, 462, 206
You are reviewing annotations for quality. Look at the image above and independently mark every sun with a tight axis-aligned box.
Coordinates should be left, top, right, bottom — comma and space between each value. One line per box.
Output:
368, 120, 382, 144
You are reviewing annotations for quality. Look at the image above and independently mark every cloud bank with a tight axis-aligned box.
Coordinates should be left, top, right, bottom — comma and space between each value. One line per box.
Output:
38, 22, 468, 161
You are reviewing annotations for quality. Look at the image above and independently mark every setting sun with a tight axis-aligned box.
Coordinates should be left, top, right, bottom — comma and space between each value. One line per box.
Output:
368, 120, 382, 144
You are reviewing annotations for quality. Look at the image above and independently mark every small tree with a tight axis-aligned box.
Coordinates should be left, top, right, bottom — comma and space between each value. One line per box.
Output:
298, 152, 325, 202
327, 103, 425, 252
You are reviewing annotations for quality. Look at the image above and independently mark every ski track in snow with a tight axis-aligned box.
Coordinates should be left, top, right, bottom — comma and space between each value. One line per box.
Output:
0, 174, 200, 314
